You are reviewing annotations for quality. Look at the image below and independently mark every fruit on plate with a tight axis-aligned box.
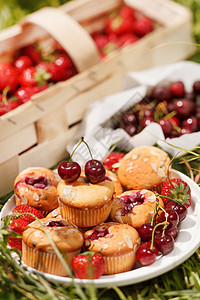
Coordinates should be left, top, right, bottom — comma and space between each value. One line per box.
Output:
72, 251, 105, 279
103, 152, 125, 172
160, 178, 191, 207
113, 80, 200, 138
91, 4, 154, 58
8, 205, 44, 250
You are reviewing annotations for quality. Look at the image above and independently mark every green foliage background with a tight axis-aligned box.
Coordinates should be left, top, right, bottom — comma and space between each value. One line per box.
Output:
0, 0, 200, 299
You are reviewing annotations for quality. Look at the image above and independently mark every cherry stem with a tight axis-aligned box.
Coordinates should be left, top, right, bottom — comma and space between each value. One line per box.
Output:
2, 87, 10, 104
150, 221, 167, 250
68, 138, 84, 164
81, 137, 95, 164
151, 196, 159, 226
157, 204, 168, 237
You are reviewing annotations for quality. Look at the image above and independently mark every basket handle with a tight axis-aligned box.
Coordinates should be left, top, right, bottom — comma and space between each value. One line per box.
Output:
19, 7, 100, 72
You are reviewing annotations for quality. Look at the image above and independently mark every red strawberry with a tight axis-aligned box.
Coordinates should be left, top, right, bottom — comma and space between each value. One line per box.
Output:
105, 16, 133, 36
93, 34, 110, 51
19, 44, 42, 64
161, 178, 191, 207
0, 91, 21, 115
133, 16, 153, 37
15, 84, 48, 103
19, 66, 51, 87
49, 54, 75, 82
0, 63, 19, 93
117, 33, 139, 46
12, 204, 44, 223
10, 218, 29, 235
119, 5, 135, 21
14, 56, 32, 74
103, 152, 125, 173
72, 251, 105, 279
8, 237, 22, 251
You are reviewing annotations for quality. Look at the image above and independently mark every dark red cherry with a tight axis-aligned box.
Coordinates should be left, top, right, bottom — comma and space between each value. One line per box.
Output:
158, 119, 173, 137
165, 201, 187, 222
85, 159, 105, 183
58, 161, 81, 182
156, 223, 178, 239
141, 116, 154, 129
185, 92, 195, 102
157, 208, 179, 227
193, 80, 200, 94
181, 116, 198, 132
174, 99, 195, 119
138, 223, 154, 241
150, 85, 171, 102
139, 108, 154, 119
123, 113, 137, 126
170, 81, 185, 98
124, 124, 137, 136
179, 126, 193, 136
136, 242, 158, 266
154, 233, 174, 255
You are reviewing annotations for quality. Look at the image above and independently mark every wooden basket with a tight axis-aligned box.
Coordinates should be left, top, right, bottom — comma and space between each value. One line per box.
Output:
0, 0, 195, 196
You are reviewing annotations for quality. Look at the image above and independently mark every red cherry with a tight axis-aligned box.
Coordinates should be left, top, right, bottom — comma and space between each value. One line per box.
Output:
154, 233, 174, 255
150, 86, 171, 102
193, 80, 200, 94
141, 116, 154, 129
157, 208, 179, 227
138, 223, 154, 241
170, 81, 185, 98
58, 161, 81, 182
158, 119, 173, 137
156, 223, 178, 239
124, 124, 137, 136
181, 116, 198, 132
174, 98, 195, 119
123, 113, 137, 126
165, 201, 187, 222
85, 159, 105, 184
136, 242, 158, 266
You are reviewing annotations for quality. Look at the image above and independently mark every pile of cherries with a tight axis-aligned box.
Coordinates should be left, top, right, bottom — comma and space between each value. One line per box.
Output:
91, 5, 154, 59
114, 80, 200, 138
136, 199, 188, 266
58, 137, 106, 184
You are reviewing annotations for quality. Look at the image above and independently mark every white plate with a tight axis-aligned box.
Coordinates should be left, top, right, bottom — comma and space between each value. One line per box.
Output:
1, 169, 200, 288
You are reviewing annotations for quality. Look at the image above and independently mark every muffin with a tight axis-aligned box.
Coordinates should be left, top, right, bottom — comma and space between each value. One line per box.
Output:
110, 189, 164, 228
14, 167, 60, 216
106, 170, 123, 197
22, 218, 83, 276
46, 207, 62, 219
118, 146, 170, 192
57, 173, 115, 227
84, 222, 140, 274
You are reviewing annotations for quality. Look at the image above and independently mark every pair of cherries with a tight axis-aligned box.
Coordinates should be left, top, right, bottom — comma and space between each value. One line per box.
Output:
58, 137, 105, 184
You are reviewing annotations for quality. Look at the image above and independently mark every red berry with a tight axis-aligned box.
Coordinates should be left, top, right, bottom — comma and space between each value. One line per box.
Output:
154, 233, 174, 255
72, 252, 105, 279
193, 80, 200, 94
106, 16, 133, 36
15, 84, 48, 103
170, 81, 185, 98
14, 56, 32, 73
174, 99, 195, 119
166, 201, 187, 222
58, 161, 81, 182
133, 16, 153, 37
157, 208, 179, 227
85, 159, 105, 184
117, 33, 139, 46
19, 66, 51, 87
103, 152, 124, 172
10, 218, 30, 235
119, 5, 135, 21
8, 237, 22, 251
12, 204, 44, 223
123, 113, 137, 126
138, 223, 154, 241
93, 34, 110, 51
124, 124, 137, 136
158, 118, 173, 137
181, 116, 198, 132
136, 242, 158, 266
0, 63, 19, 93
161, 178, 191, 207
150, 86, 171, 102
20, 44, 41, 64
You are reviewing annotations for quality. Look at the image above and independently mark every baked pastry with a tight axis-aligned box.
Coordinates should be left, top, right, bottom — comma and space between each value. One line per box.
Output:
14, 167, 60, 216
84, 222, 140, 274
57, 172, 115, 227
22, 218, 84, 276
110, 189, 164, 228
118, 146, 170, 192
46, 207, 62, 219
106, 170, 123, 197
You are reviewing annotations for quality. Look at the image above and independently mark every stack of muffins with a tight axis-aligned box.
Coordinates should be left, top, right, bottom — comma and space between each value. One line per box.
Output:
13, 145, 170, 277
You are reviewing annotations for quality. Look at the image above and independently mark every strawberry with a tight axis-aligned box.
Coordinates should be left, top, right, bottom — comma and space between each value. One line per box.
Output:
10, 218, 30, 235
0, 63, 19, 93
103, 152, 125, 173
0, 90, 21, 115
19, 44, 42, 64
133, 16, 153, 37
19, 66, 51, 87
105, 15, 133, 36
161, 178, 191, 207
49, 54, 75, 82
117, 33, 139, 46
8, 237, 22, 251
72, 251, 105, 279
119, 5, 135, 21
15, 84, 48, 103
12, 205, 44, 223
93, 34, 110, 51
14, 56, 33, 74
